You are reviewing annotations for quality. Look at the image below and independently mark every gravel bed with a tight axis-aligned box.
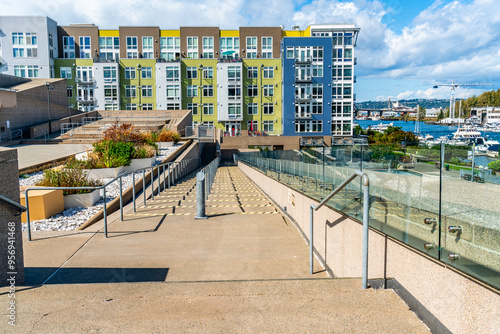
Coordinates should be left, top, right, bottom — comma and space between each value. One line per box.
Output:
20, 143, 183, 232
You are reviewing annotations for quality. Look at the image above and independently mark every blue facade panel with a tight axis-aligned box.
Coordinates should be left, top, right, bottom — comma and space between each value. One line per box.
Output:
281, 37, 332, 136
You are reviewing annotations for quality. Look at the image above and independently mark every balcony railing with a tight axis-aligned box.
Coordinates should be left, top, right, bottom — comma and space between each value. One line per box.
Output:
93, 57, 119, 63
295, 95, 312, 102
75, 78, 95, 85
76, 96, 96, 103
295, 58, 312, 64
295, 76, 312, 83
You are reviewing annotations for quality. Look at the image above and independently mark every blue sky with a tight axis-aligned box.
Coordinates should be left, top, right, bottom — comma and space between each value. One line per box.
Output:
2, 0, 499, 101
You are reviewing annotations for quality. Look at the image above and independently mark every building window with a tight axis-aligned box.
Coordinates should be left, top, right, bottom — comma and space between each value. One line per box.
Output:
166, 85, 180, 100
186, 67, 198, 79
343, 84, 352, 98
312, 65, 323, 77
263, 103, 274, 115
103, 66, 117, 82
125, 67, 136, 79
142, 103, 153, 110
67, 86, 73, 98
247, 103, 258, 115
247, 85, 258, 97
261, 37, 272, 58
263, 66, 274, 79
125, 85, 136, 98
203, 67, 213, 79
79, 36, 91, 58
247, 120, 258, 131
126, 36, 138, 58
163, 103, 178, 110
202, 36, 214, 58
186, 85, 198, 97
187, 103, 198, 115
104, 85, 118, 101
246, 37, 257, 58
220, 37, 239, 58
12, 32, 38, 58
105, 103, 119, 111
141, 67, 152, 79
262, 120, 274, 133
63, 36, 75, 58
343, 65, 352, 80
166, 66, 180, 81
187, 36, 198, 58
333, 65, 342, 80
126, 103, 137, 110
344, 49, 353, 61
203, 85, 214, 97
311, 84, 322, 99
312, 102, 322, 114
99, 37, 120, 60
203, 103, 214, 115
286, 47, 294, 59
160, 37, 180, 60
60, 67, 72, 79
228, 103, 241, 118
142, 85, 153, 97
295, 120, 322, 133
76, 66, 93, 83
247, 66, 258, 79
263, 85, 274, 97
228, 84, 241, 99
228, 66, 241, 81
312, 46, 323, 62
142, 37, 154, 59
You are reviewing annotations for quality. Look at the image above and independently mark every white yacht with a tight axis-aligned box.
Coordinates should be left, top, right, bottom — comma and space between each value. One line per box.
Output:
452, 125, 482, 140
368, 122, 393, 133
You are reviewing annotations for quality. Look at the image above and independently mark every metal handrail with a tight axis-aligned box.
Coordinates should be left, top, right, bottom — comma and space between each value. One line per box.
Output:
0, 129, 23, 143
310, 170, 370, 289
0, 194, 27, 213
24, 156, 201, 241
200, 157, 219, 200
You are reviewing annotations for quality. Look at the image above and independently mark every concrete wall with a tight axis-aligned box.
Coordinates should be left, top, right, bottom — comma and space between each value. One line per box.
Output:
0, 89, 16, 108
238, 161, 500, 334
0, 147, 24, 286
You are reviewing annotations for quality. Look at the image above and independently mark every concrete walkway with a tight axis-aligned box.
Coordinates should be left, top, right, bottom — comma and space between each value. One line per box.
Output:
12, 143, 92, 170
1, 167, 429, 333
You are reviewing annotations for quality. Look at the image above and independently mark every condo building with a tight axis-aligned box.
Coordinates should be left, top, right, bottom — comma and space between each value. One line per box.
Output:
0, 16, 359, 137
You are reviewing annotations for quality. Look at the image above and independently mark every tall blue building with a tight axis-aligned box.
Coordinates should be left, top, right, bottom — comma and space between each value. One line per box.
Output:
281, 25, 359, 137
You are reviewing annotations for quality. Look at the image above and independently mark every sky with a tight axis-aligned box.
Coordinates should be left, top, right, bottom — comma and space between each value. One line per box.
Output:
2, 0, 499, 102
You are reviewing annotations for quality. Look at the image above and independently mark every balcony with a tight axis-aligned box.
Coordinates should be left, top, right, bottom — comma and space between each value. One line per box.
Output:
75, 78, 95, 85
295, 58, 312, 64
354, 57, 357, 65
295, 113, 312, 120
295, 76, 312, 83
218, 58, 243, 63
93, 57, 119, 63
76, 96, 96, 103
295, 95, 312, 102
157, 58, 181, 63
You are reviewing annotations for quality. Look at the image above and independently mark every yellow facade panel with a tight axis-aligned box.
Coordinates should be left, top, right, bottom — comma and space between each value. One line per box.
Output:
99, 30, 119, 37
160, 30, 181, 37
220, 30, 239, 37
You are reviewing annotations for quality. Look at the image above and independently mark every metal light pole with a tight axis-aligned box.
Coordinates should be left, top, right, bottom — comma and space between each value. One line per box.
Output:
137, 64, 142, 110
45, 82, 54, 134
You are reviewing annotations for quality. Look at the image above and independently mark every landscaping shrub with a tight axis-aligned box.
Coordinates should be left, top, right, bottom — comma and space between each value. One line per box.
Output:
36, 165, 102, 195
158, 129, 180, 143
487, 160, 500, 171
92, 140, 135, 167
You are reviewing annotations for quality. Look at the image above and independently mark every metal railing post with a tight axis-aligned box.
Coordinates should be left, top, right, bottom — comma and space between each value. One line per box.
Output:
103, 187, 108, 238
143, 170, 146, 206
25, 191, 31, 241
119, 176, 123, 221
150, 167, 155, 200
362, 181, 370, 290
310, 204, 315, 274
133, 171, 136, 213
162, 165, 166, 191
167, 163, 171, 189
157, 166, 161, 195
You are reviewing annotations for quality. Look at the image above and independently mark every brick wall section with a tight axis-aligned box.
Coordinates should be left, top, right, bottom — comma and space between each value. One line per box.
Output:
118, 27, 160, 59
58, 25, 100, 59
180, 27, 220, 58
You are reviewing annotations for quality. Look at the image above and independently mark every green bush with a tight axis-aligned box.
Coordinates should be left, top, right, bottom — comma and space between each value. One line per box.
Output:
487, 160, 500, 171
449, 157, 461, 165
36, 166, 102, 195
93, 140, 135, 168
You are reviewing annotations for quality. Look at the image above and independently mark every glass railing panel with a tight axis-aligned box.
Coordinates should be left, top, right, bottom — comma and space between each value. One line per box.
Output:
441, 144, 500, 288
359, 143, 441, 259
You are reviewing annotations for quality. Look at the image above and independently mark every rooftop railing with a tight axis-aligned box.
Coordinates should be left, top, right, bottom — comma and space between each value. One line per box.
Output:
237, 141, 500, 289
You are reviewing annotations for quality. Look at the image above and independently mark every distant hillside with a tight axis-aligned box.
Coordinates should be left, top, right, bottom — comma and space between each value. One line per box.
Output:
356, 99, 450, 110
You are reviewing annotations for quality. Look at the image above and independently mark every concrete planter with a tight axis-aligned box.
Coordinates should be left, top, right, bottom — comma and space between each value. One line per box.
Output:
156, 141, 174, 149
85, 166, 125, 179
124, 156, 156, 172
64, 189, 100, 209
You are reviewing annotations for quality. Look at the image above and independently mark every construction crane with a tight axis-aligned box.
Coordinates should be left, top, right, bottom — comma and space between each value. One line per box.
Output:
433, 81, 493, 121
